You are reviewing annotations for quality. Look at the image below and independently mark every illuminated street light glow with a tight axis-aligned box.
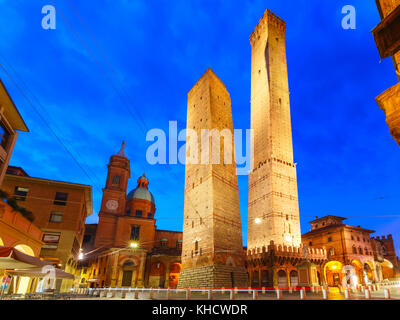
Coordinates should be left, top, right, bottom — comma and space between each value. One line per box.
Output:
284, 234, 292, 242
255, 218, 262, 224
130, 242, 138, 248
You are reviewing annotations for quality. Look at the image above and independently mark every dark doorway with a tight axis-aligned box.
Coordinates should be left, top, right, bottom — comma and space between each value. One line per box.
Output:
122, 271, 133, 287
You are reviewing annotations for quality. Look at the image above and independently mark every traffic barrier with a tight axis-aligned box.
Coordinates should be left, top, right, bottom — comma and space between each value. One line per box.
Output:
276, 289, 282, 300
208, 289, 213, 300
253, 289, 258, 300
365, 288, 371, 299
384, 289, 391, 300
344, 288, 350, 300
230, 289, 235, 300
322, 288, 328, 300
186, 289, 191, 300
167, 288, 171, 300
150, 290, 154, 300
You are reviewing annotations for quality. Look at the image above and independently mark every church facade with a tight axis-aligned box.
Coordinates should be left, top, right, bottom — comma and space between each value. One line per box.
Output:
78, 143, 182, 289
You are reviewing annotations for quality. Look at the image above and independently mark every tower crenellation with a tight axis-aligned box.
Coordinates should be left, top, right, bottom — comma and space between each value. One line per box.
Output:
250, 9, 286, 46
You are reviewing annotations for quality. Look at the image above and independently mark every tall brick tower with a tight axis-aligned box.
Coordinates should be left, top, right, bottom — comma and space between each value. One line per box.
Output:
248, 9, 302, 252
94, 142, 131, 248
178, 69, 248, 288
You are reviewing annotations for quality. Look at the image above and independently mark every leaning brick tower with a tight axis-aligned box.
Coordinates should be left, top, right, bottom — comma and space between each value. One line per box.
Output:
178, 68, 248, 289
248, 9, 302, 252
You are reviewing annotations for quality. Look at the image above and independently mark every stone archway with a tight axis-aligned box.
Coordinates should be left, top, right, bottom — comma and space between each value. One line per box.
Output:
261, 270, 269, 287
381, 259, 395, 280
324, 261, 343, 287
363, 262, 374, 284
351, 260, 363, 285
277, 270, 287, 288
169, 263, 181, 288
120, 260, 137, 287
290, 270, 299, 288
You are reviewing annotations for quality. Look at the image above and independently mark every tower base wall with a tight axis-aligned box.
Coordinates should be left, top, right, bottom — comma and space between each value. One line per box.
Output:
177, 265, 248, 289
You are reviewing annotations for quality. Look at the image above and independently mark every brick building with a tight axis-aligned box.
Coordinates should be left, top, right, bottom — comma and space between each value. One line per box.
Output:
78, 143, 182, 289
302, 215, 399, 286
2, 166, 92, 291
371, 235, 399, 280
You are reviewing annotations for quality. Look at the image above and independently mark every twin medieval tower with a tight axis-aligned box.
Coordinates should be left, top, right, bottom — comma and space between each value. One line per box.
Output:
178, 9, 301, 288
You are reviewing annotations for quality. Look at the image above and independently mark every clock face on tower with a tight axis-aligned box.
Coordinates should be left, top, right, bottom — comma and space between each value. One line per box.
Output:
106, 199, 119, 211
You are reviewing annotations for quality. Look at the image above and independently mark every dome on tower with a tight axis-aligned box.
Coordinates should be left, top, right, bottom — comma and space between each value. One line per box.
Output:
127, 173, 155, 204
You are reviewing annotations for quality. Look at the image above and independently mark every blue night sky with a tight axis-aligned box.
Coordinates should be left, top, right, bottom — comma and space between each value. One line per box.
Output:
0, 1, 399, 250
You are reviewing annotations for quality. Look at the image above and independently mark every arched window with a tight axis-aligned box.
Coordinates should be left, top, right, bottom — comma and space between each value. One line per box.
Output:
195, 241, 199, 255
160, 238, 168, 247
352, 246, 357, 254
358, 247, 363, 254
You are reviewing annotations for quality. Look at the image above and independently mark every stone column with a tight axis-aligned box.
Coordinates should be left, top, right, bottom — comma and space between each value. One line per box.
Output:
136, 252, 146, 288
286, 270, 291, 288
164, 262, 171, 288
110, 253, 119, 287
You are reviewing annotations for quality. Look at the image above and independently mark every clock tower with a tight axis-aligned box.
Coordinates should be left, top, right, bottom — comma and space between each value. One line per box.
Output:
95, 142, 131, 248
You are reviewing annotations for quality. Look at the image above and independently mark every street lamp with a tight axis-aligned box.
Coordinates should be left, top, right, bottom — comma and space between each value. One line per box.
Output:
129, 241, 139, 249
78, 248, 84, 260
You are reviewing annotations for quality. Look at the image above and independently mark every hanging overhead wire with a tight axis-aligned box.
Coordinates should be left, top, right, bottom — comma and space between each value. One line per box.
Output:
0, 52, 105, 190
50, 0, 207, 227
0, 60, 103, 193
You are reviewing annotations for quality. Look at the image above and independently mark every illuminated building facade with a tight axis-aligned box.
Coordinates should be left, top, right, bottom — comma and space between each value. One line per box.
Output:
2, 166, 92, 291
373, 0, 400, 147
302, 215, 399, 286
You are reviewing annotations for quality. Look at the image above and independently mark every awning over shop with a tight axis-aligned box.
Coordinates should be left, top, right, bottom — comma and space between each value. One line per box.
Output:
0, 246, 50, 269
6, 267, 75, 280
